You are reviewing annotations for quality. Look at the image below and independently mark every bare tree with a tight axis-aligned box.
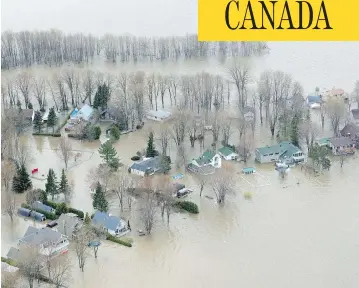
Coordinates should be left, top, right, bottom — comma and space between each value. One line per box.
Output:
18, 247, 43, 288
222, 115, 233, 146
3, 77, 19, 107
1, 161, 16, 222
81, 69, 96, 105
58, 136, 73, 169
198, 175, 208, 197
140, 191, 158, 234
50, 255, 72, 288
33, 76, 46, 111
237, 128, 254, 163
158, 74, 167, 109
325, 99, 347, 136
156, 124, 171, 156
87, 164, 113, 193
13, 137, 32, 167
110, 170, 133, 211
188, 114, 198, 147
171, 108, 190, 146
228, 61, 250, 108
299, 114, 319, 151
129, 71, 146, 125
62, 67, 80, 106
16, 71, 33, 108
1, 272, 19, 288
74, 227, 91, 272
167, 75, 178, 106
210, 164, 235, 204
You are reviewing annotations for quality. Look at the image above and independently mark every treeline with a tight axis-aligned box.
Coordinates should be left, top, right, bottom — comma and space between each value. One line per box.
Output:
1, 30, 268, 69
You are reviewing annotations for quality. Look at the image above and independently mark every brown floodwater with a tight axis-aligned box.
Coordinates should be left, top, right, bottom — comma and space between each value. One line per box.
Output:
2, 44, 359, 287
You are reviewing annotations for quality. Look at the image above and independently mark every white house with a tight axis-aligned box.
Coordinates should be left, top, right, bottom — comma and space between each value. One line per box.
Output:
191, 150, 221, 168
218, 146, 239, 160
146, 110, 171, 122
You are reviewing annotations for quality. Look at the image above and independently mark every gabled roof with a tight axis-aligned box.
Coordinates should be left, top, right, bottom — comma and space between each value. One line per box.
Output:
32, 201, 54, 213
78, 104, 94, 121
256, 141, 301, 157
329, 137, 355, 147
218, 146, 237, 157
57, 213, 80, 237
194, 150, 217, 166
340, 123, 359, 136
130, 156, 162, 172
19, 226, 63, 246
92, 211, 123, 231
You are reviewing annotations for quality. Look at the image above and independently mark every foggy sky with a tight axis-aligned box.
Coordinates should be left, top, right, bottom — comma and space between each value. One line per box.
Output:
1, 0, 197, 36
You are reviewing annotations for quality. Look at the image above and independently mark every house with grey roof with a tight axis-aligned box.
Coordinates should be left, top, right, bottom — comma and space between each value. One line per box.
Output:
56, 213, 82, 239
31, 201, 55, 214
6, 247, 21, 263
18, 226, 69, 257
328, 137, 356, 155
255, 141, 305, 164
92, 211, 128, 236
129, 156, 168, 177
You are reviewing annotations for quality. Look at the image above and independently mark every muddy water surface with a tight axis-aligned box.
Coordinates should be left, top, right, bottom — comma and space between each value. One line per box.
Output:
1, 39, 359, 288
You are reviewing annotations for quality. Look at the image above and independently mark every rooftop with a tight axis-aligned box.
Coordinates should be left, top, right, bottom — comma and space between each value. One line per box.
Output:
19, 226, 64, 246
340, 123, 359, 137
77, 104, 94, 121
92, 211, 124, 231
307, 95, 322, 103
329, 137, 355, 147
57, 213, 80, 237
256, 141, 301, 157
195, 150, 216, 166
130, 156, 162, 172
219, 146, 236, 157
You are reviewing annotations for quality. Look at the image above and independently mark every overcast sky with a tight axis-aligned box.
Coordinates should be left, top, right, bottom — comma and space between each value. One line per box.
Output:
1, 0, 197, 36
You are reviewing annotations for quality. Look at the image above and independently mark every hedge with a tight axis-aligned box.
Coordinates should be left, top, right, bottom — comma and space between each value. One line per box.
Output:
43, 200, 58, 209
32, 132, 61, 137
68, 207, 84, 219
34, 208, 59, 220
21, 203, 31, 209
1, 257, 16, 267
174, 201, 199, 214
106, 234, 132, 247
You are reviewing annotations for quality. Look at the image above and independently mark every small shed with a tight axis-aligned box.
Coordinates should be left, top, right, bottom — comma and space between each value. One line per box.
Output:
32, 201, 55, 214
242, 167, 256, 174
18, 207, 31, 217
30, 211, 46, 222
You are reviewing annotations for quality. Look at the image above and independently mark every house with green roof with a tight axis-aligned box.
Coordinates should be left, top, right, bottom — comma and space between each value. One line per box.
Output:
218, 146, 239, 161
255, 141, 305, 164
187, 150, 221, 175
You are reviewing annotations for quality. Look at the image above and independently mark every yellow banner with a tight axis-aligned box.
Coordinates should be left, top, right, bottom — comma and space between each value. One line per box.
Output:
198, 0, 359, 41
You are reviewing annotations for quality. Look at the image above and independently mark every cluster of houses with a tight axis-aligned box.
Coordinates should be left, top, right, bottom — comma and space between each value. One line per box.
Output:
4, 201, 129, 269
306, 88, 348, 109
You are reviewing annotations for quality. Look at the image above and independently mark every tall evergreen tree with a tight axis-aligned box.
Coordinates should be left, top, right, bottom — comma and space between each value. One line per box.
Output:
58, 169, 71, 199
12, 164, 32, 193
84, 212, 91, 225
146, 132, 157, 157
45, 168, 58, 200
33, 111, 43, 133
47, 107, 57, 133
92, 182, 109, 212
98, 141, 119, 170
290, 114, 300, 147
93, 83, 110, 110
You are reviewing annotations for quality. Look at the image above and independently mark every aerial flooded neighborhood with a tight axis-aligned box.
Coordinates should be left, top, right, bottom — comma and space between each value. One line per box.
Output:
1, 1, 359, 288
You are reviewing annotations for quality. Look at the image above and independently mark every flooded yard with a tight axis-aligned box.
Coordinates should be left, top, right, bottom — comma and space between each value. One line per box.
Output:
2, 3, 359, 283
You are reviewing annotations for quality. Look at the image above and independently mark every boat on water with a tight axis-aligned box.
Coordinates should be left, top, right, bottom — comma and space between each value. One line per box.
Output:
175, 188, 194, 198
